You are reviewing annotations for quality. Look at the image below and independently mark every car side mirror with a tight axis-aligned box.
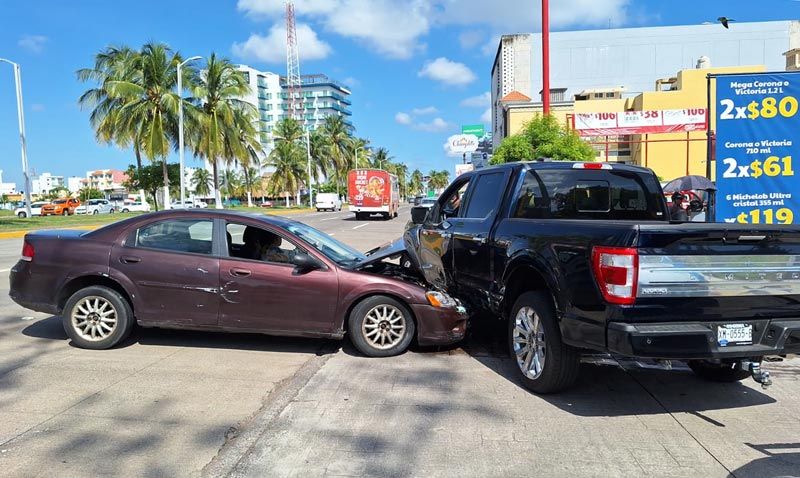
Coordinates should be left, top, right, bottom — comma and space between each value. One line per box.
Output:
291, 252, 322, 271
410, 206, 429, 225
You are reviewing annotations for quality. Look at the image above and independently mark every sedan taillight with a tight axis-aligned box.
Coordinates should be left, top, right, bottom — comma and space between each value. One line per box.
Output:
21, 240, 34, 262
591, 246, 638, 305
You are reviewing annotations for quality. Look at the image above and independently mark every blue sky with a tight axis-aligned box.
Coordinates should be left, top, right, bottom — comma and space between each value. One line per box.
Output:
1, 0, 799, 187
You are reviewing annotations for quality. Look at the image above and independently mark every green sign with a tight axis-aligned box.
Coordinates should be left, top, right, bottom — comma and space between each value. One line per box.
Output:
461, 124, 485, 138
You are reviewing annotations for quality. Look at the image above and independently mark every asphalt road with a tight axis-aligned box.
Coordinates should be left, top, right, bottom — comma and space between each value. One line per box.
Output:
2, 206, 800, 477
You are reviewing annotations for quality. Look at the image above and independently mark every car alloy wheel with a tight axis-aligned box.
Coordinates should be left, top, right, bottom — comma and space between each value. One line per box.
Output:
361, 304, 406, 350
512, 306, 546, 380
70, 296, 118, 342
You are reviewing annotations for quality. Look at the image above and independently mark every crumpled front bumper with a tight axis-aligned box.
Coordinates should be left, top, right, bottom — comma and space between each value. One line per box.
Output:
412, 301, 468, 346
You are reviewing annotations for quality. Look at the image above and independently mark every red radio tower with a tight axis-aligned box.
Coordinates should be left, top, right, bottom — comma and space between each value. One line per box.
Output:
285, 0, 303, 122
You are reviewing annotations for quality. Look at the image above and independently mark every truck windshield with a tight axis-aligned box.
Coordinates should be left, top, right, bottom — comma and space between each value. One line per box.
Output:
513, 168, 667, 221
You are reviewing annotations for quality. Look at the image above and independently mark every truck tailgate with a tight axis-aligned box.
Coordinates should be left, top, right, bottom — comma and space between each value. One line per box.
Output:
629, 223, 800, 322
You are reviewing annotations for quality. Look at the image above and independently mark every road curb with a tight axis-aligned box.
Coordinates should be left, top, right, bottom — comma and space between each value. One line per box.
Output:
202, 344, 337, 477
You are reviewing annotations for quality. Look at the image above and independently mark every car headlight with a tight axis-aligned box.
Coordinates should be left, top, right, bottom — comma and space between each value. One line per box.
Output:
425, 291, 457, 308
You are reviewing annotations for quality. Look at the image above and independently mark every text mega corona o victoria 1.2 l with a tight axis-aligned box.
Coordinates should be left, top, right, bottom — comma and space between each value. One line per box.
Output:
347, 169, 400, 220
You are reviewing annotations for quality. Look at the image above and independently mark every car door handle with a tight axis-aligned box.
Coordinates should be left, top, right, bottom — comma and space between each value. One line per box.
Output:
120, 256, 141, 264
230, 268, 251, 277
454, 233, 487, 244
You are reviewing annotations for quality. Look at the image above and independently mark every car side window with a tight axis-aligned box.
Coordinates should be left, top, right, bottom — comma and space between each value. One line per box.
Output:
462, 172, 506, 219
133, 219, 213, 255
226, 223, 298, 265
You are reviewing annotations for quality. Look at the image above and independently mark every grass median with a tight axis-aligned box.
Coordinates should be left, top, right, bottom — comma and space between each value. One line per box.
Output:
0, 206, 314, 237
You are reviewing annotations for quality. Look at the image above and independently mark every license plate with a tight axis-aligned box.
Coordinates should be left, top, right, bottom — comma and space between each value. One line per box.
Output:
717, 323, 753, 346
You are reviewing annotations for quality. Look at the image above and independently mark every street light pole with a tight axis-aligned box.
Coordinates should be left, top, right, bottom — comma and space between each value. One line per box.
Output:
0, 58, 32, 219
176, 56, 202, 210
305, 130, 313, 207
541, 0, 551, 115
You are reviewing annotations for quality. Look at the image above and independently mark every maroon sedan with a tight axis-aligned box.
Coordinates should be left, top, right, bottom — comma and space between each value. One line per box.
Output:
9, 210, 467, 357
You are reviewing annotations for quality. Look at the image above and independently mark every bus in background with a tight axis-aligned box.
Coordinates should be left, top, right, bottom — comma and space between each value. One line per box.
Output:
348, 169, 400, 220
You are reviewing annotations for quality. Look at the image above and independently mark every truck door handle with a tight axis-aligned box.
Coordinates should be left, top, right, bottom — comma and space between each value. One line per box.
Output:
120, 256, 141, 264
230, 268, 251, 277
454, 233, 487, 244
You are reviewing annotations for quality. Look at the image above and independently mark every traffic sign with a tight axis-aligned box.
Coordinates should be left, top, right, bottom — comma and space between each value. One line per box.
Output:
461, 124, 485, 138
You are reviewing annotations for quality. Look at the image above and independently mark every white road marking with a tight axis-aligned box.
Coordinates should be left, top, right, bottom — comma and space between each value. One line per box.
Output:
320, 216, 343, 221
353, 223, 370, 230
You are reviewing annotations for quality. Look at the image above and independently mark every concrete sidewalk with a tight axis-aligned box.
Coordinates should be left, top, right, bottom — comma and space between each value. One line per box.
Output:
213, 346, 800, 478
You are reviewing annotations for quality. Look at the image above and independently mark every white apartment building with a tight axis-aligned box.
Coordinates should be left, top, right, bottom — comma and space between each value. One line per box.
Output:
30, 172, 64, 195
0, 170, 17, 195
491, 20, 800, 148
67, 176, 84, 194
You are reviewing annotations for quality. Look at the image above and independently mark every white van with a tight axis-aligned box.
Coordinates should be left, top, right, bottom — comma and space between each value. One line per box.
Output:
315, 193, 342, 212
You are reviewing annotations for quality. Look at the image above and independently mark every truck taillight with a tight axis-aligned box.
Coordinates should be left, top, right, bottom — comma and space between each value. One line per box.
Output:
591, 246, 638, 305
21, 240, 34, 262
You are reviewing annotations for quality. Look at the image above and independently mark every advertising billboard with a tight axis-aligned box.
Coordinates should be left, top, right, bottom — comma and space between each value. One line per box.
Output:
714, 72, 800, 224
573, 109, 707, 136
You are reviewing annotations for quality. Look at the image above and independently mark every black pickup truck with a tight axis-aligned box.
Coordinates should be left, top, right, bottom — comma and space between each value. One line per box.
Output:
401, 161, 800, 393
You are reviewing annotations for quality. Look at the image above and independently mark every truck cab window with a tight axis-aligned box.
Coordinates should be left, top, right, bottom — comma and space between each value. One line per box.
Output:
439, 180, 470, 220
462, 172, 506, 219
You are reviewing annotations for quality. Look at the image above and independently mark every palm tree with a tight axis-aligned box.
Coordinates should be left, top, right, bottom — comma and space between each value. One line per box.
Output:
428, 170, 450, 191
308, 129, 332, 186
100, 43, 198, 208
409, 169, 423, 196
221, 168, 242, 201
319, 115, 352, 195
192, 168, 212, 197
349, 137, 371, 170
372, 147, 392, 170
77, 46, 145, 170
223, 106, 262, 207
265, 140, 304, 207
190, 53, 251, 208
392, 162, 409, 199
242, 166, 261, 207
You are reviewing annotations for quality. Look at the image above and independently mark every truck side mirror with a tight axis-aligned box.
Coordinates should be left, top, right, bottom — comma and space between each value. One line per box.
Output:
410, 206, 429, 225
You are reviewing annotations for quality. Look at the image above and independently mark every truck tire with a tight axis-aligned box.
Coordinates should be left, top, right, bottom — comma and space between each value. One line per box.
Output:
508, 291, 580, 394
62, 285, 134, 350
688, 360, 752, 382
348, 295, 415, 357
62, 209, 68, 216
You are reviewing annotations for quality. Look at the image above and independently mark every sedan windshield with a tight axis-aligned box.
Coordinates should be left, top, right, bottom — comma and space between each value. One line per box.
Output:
284, 221, 366, 267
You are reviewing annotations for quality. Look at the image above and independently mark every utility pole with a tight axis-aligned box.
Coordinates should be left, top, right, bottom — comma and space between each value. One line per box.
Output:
541, 0, 551, 115
0, 58, 32, 218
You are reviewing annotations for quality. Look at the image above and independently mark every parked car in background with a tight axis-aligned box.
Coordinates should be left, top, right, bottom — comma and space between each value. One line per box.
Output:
260, 200, 274, 208
76, 199, 115, 215
418, 197, 437, 209
315, 193, 342, 212
14, 201, 48, 218
9, 210, 467, 357
120, 201, 151, 213
41, 198, 80, 216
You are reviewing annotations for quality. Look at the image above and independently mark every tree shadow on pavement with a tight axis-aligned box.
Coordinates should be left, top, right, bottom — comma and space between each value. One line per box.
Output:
22, 315, 340, 355
462, 317, 776, 417
730, 443, 800, 478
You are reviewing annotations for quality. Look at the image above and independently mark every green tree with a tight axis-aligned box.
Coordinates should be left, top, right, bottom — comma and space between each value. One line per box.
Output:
409, 169, 423, 196
124, 162, 180, 210
192, 168, 212, 197
242, 166, 261, 207
78, 188, 105, 202
190, 53, 251, 208
372, 147, 391, 170
428, 170, 450, 190
221, 168, 242, 200
491, 115, 595, 165
308, 129, 332, 186
319, 115, 353, 195
265, 139, 305, 207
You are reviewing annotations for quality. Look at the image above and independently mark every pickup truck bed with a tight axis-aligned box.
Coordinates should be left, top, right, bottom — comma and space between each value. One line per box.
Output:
405, 161, 800, 393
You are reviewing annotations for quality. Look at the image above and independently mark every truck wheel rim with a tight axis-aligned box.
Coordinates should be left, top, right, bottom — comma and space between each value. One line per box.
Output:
362, 304, 406, 350
71, 296, 118, 341
513, 306, 546, 380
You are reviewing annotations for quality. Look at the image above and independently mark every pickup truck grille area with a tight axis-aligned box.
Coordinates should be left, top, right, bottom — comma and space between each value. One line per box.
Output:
638, 255, 800, 298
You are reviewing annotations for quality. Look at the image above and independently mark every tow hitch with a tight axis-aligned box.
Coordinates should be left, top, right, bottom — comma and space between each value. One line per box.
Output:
741, 361, 772, 389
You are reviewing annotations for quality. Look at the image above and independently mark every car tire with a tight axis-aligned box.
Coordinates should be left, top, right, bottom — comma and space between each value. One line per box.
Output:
62, 285, 134, 350
17, 211, 26, 218
509, 291, 580, 394
688, 360, 752, 382
348, 295, 415, 357
122, 208, 129, 213
62, 209, 68, 216
93, 210, 99, 215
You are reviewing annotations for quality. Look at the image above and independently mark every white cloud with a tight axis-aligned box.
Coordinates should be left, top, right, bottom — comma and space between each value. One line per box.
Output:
18, 35, 47, 53
30, 103, 46, 112
232, 22, 332, 64
481, 107, 492, 123
418, 57, 476, 86
458, 30, 484, 49
411, 106, 438, 115
238, 0, 431, 59
414, 117, 451, 133
461, 91, 490, 108
395, 112, 412, 125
